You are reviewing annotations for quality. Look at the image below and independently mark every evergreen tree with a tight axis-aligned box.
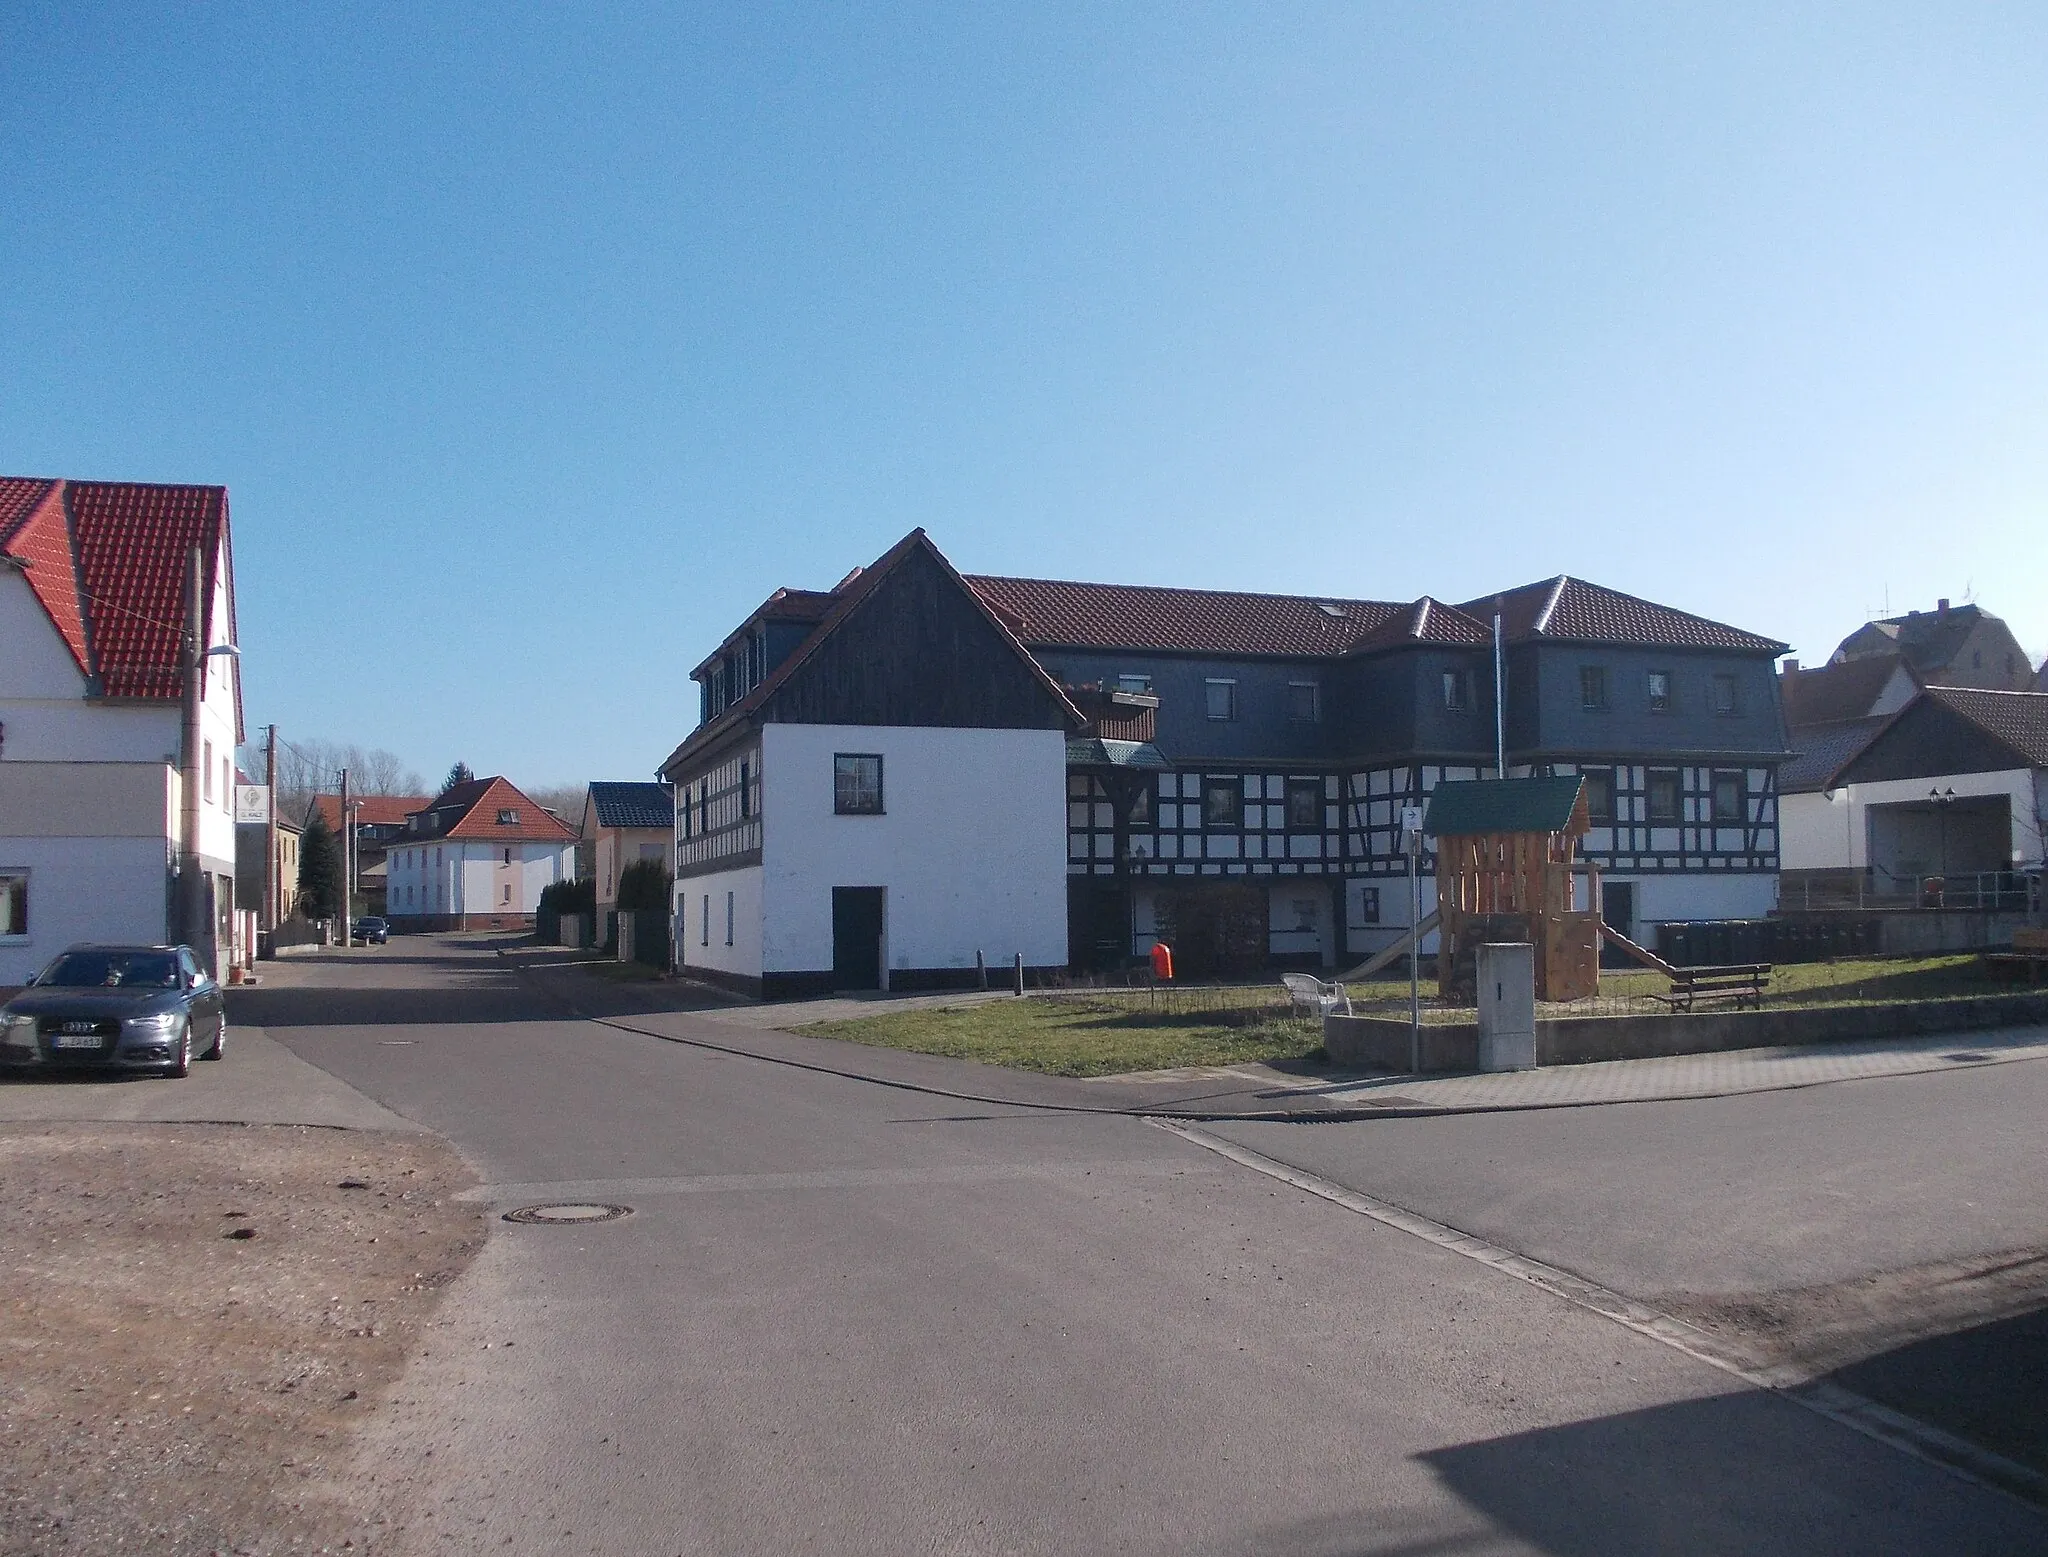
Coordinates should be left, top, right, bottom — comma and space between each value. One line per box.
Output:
299, 810, 343, 919
443, 760, 474, 793
616, 859, 674, 913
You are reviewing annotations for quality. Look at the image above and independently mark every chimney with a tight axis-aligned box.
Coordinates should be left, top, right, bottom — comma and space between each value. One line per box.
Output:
1937, 598, 1949, 619
1784, 659, 1799, 674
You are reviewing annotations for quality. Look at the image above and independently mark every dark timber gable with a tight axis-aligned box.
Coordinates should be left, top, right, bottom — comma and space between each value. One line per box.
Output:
1835, 697, 2036, 786
760, 541, 1075, 732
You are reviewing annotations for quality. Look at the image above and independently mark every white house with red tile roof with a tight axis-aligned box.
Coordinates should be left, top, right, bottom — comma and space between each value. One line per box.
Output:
0, 477, 244, 984
384, 777, 577, 931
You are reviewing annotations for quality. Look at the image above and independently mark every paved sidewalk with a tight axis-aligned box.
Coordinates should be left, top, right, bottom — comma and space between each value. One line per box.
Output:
0, 1024, 422, 1131
1238, 1023, 2048, 1113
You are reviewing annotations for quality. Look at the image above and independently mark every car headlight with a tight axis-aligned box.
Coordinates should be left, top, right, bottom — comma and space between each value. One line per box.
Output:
124, 1012, 183, 1036
1, 1013, 35, 1045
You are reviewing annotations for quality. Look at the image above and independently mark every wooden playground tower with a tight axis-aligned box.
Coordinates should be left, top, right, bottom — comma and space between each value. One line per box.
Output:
1427, 776, 1603, 1003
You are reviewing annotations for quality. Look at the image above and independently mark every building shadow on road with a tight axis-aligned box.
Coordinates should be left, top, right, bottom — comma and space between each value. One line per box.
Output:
1199, 1384, 2045, 1557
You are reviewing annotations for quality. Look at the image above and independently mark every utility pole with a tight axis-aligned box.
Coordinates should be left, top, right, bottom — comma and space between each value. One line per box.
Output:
338, 766, 350, 945
1403, 804, 1423, 1075
178, 545, 204, 953
1493, 611, 1506, 779
265, 724, 278, 929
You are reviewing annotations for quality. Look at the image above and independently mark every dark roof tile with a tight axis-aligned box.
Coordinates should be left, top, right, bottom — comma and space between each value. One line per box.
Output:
587, 781, 675, 830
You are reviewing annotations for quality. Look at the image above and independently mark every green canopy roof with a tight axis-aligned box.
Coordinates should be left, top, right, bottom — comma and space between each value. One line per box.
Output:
1424, 776, 1585, 837
1066, 738, 1170, 769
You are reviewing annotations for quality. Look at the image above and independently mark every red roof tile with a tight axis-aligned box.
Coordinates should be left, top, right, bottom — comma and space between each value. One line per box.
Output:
1456, 576, 1786, 653
310, 794, 436, 832
402, 777, 578, 844
967, 575, 1404, 656
3, 478, 240, 734
1781, 657, 1916, 725
0, 479, 88, 673
1344, 596, 1494, 651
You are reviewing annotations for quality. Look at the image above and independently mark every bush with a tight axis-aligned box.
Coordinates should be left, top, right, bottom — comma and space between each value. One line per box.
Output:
538, 878, 595, 915
616, 859, 674, 913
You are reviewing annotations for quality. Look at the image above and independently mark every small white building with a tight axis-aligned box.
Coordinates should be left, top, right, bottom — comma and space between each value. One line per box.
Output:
1780, 686, 2048, 901
1, 478, 244, 986
659, 532, 1077, 997
384, 776, 577, 931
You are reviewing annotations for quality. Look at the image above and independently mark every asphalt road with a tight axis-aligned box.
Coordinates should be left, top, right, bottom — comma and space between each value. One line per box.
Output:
234, 941, 2048, 1555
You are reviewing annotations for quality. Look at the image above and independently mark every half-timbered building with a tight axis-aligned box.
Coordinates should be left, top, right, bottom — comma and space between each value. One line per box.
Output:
658, 533, 1791, 990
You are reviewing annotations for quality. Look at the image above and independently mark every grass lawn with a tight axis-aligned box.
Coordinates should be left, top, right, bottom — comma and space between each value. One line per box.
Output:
795, 952, 2031, 1076
796, 995, 1324, 1078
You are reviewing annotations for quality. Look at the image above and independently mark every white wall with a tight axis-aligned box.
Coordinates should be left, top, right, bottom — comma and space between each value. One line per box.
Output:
759, 724, 1068, 976
1610, 872, 1777, 933
674, 865, 763, 980
1780, 769, 2042, 872
0, 837, 170, 986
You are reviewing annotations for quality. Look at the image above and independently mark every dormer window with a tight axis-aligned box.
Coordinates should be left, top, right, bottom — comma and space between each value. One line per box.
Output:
496, 808, 520, 825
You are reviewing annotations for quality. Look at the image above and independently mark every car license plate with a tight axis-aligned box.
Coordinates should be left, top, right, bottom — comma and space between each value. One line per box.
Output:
53, 1032, 102, 1049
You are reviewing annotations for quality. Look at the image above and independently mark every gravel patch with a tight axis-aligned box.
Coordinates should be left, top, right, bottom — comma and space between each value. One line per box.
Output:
0, 1122, 485, 1555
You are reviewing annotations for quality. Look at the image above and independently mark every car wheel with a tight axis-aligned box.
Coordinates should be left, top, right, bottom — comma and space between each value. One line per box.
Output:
201, 1016, 226, 1061
166, 1021, 191, 1078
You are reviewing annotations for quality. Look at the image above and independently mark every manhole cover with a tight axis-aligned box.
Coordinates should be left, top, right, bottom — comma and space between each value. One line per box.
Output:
502, 1203, 633, 1225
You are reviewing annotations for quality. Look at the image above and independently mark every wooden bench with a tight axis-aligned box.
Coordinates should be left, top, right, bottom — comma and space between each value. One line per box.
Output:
1281, 973, 1352, 1017
1984, 927, 2048, 983
1646, 963, 1772, 1013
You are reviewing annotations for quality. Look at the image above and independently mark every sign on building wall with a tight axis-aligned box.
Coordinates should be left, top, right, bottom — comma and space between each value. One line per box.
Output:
235, 784, 272, 824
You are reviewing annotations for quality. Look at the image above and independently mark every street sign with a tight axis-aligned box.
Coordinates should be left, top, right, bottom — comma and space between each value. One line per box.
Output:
1399, 806, 1424, 853
235, 784, 271, 824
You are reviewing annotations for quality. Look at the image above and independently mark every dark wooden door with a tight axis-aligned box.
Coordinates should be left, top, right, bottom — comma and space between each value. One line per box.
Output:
832, 887, 885, 990
1600, 881, 1635, 966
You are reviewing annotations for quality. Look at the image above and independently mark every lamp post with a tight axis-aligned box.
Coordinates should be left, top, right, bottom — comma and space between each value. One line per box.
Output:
1928, 786, 1956, 906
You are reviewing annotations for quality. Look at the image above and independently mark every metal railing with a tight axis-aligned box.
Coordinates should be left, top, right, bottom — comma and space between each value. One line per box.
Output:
1780, 868, 2038, 914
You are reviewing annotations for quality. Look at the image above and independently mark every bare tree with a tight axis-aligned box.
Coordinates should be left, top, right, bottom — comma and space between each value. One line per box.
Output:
270, 736, 425, 823
525, 784, 587, 823
355, 748, 426, 796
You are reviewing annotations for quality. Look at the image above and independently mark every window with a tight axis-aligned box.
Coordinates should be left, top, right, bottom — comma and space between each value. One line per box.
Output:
0, 870, 26, 937
725, 891, 735, 946
223, 757, 232, 810
834, 754, 884, 815
1442, 669, 1473, 712
1582, 769, 1615, 825
1647, 769, 1681, 823
1579, 667, 1608, 710
1202, 776, 1241, 827
1287, 682, 1320, 723
1286, 778, 1321, 829
503, 847, 513, 865
1712, 771, 1745, 824
1115, 674, 1152, 694
203, 741, 214, 802
1291, 898, 1317, 932
502, 885, 512, 904
1127, 786, 1154, 826
1647, 671, 1671, 712
1711, 673, 1741, 716
1204, 679, 1237, 721
701, 894, 710, 946
497, 808, 520, 825
739, 761, 751, 819
1357, 886, 1380, 925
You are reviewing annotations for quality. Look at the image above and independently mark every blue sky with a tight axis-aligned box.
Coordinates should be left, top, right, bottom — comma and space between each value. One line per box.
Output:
5, 3, 2044, 788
